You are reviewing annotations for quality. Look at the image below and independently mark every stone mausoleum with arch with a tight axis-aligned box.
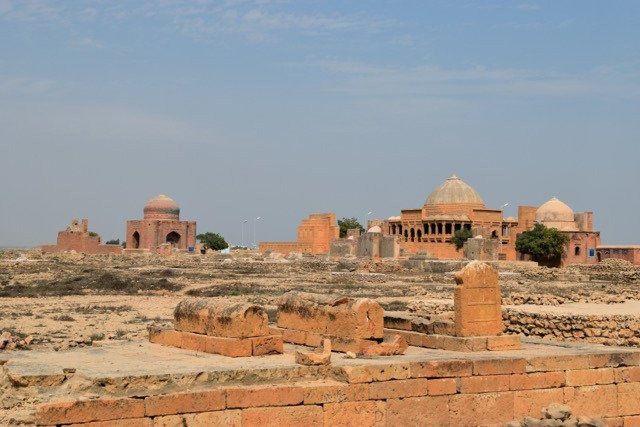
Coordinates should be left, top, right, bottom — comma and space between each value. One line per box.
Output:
381, 175, 600, 265
125, 195, 196, 253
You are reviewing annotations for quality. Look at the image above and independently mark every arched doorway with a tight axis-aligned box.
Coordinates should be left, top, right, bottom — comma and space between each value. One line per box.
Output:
597, 252, 602, 262
166, 231, 181, 246
410, 228, 415, 242
132, 231, 140, 249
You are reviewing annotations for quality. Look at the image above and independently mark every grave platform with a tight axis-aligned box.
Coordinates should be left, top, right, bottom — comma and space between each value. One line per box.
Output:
4, 337, 640, 426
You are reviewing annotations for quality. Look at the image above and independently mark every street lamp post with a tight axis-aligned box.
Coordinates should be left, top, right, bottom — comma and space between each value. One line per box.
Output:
253, 216, 262, 248
241, 219, 248, 248
364, 211, 372, 231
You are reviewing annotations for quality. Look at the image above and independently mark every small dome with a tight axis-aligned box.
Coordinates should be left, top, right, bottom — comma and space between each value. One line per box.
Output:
425, 175, 484, 206
368, 225, 382, 233
535, 197, 577, 231
144, 194, 180, 220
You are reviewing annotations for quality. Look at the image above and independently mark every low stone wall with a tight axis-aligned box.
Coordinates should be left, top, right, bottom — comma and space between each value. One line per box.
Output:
504, 308, 640, 347
34, 346, 640, 426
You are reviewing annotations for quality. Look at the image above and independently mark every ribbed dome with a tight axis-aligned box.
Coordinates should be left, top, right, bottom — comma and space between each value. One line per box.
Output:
535, 197, 577, 231
143, 194, 180, 220
425, 175, 485, 206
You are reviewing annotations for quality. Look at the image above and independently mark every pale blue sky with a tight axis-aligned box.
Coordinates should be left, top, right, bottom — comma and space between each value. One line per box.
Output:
1, 1, 639, 246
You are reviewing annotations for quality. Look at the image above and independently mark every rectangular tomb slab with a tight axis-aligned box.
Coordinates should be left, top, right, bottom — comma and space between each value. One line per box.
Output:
148, 326, 283, 357
277, 292, 384, 340
173, 299, 270, 338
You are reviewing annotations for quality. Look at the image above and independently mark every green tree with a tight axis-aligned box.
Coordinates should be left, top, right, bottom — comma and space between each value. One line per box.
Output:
105, 239, 120, 245
88, 231, 98, 237
515, 223, 570, 267
197, 232, 229, 251
452, 228, 473, 250
338, 217, 365, 238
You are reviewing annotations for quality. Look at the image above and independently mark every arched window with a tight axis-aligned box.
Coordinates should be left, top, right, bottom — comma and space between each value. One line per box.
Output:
410, 228, 415, 242
417, 230, 422, 241
403, 230, 408, 242
391, 224, 396, 235
131, 231, 140, 249
574, 246, 581, 256
166, 231, 181, 246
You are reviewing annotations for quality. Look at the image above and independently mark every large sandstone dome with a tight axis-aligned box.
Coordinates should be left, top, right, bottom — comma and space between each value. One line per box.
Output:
144, 194, 180, 220
425, 175, 485, 206
535, 197, 577, 231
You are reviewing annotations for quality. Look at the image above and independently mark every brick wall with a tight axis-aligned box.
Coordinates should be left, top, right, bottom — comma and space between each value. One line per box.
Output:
35, 352, 640, 426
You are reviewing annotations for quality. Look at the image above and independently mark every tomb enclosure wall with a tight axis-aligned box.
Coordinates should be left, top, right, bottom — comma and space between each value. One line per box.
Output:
35, 349, 640, 426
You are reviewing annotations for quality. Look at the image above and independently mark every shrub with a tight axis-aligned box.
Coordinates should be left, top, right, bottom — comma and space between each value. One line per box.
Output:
338, 217, 365, 238
197, 232, 229, 251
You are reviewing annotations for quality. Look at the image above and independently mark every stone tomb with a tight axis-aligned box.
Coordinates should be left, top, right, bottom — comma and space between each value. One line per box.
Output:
149, 299, 283, 357
271, 292, 407, 355
384, 261, 521, 352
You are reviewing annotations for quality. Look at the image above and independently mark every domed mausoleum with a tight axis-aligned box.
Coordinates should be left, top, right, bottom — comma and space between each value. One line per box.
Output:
535, 197, 578, 231
126, 194, 196, 253
377, 175, 600, 265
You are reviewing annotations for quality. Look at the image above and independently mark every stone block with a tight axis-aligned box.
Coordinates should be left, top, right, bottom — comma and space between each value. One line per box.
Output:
615, 367, 640, 383
302, 382, 368, 404
618, 383, 640, 416
566, 368, 615, 386
513, 388, 564, 418
386, 395, 450, 426
144, 390, 225, 416
422, 334, 487, 352
203, 335, 253, 357
428, 378, 457, 395
227, 385, 304, 408
251, 335, 283, 356
564, 384, 618, 418
341, 363, 411, 383
453, 261, 503, 337
473, 358, 526, 375
323, 401, 385, 427
509, 372, 566, 390
449, 392, 515, 426
154, 410, 241, 427
36, 398, 145, 425
241, 405, 323, 427
173, 298, 270, 338
410, 360, 473, 378
487, 335, 521, 351
459, 374, 510, 393
368, 378, 429, 399
68, 419, 152, 427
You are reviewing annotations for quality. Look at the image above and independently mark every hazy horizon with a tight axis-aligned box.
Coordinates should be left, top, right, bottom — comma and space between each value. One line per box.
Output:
1, 1, 639, 247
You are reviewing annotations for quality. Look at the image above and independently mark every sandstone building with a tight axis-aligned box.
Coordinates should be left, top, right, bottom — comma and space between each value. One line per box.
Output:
381, 175, 600, 265
259, 213, 339, 255
126, 195, 196, 253
41, 218, 122, 255
596, 245, 640, 265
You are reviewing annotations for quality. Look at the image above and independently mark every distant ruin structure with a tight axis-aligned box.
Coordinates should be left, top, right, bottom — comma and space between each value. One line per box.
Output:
41, 218, 122, 255
125, 195, 196, 254
259, 212, 339, 255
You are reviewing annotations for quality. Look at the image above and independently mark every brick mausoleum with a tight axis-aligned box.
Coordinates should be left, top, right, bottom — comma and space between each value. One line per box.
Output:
381, 175, 601, 265
259, 213, 339, 255
126, 194, 196, 253
40, 218, 122, 255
